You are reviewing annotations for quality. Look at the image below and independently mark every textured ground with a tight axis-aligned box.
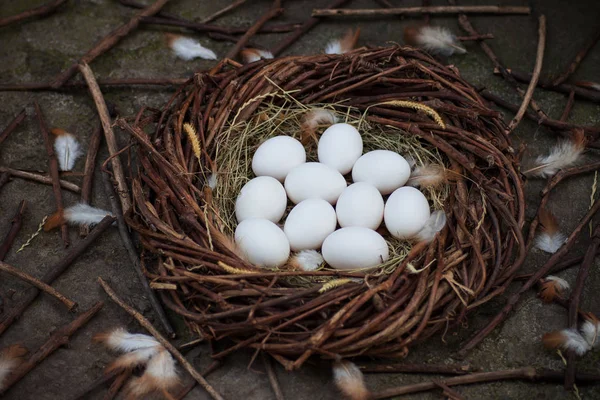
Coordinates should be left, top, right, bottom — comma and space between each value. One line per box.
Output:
1, 0, 600, 399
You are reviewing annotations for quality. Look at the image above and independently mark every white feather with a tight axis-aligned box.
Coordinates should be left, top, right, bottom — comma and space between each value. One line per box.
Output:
241, 49, 273, 63
545, 276, 570, 291
108, 346, 161, 372
325, 40, 343, 55
303, 109, 337, 130
560, 329, 591, 356
333, 361, 369, 400
407, 164, 447, 188
581, 320, 600, 348
416, 26, 466, 56
415, 210, 447, 243
127, 350, 178, 397
170, 37, 217, 61
291, 250, 324, 271
529, 139, 585, 178
54, 133, 82, 171
535, 232, 567, 254
64, 203, 114, 226
101, 328, 160, 353
208, 173, 217, 190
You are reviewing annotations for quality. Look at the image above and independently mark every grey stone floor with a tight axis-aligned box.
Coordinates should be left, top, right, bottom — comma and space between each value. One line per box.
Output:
1, 0, 600, 399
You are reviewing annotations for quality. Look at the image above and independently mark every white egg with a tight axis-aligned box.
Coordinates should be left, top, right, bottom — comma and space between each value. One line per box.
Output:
322, 227, 389, 270
318, 123, 363, 174
284, 199, 337, 251
284, 162, 347, 204
235, 176, 287, 223
252, 136, 306, 182
235, 219, 290, 268
336, 182, 384, 230
352, 150, 411, 195
384, 187, 431, 239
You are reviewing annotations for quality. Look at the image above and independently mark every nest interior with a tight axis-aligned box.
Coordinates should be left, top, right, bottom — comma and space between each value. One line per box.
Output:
123, 46, 526, 370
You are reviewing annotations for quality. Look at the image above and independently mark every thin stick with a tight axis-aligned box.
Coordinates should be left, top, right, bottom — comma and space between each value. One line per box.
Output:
0, 172, 9, 192
560, 90, 576, 122
0, 167, 81, 193
312, 6, 531, 17
66, 370, 121, 400
101, 171, 175, 337
0, 200, 27, 260
140, 16, 299, 34
98, 278, 224, 400
431, 380, 465, 400
200, 0, 248, 23
79, 121, 104, 236
78, 62, 131, 214
0, 215, 114, 336
103, 369, 132, 400
0, 302, 103, 395
506, 15, 546, 134
552, 26, 600, 86
34, 101, 69, 247
0, 261, 77, 310
262, 353, 284, 400
271, 0, 351, 56
0, 0, 67, 28
0, 77, 188, 92
0, 108, 27, 146
565, 224, 600, 389
359, 363, 474, 375
49, 0, 171, 88
225, 2, 283, 60
174, 360, 223, 400
457, 34, 494, 41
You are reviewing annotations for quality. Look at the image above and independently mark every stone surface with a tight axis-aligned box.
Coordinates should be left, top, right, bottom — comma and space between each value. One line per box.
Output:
1, 0, 600, 399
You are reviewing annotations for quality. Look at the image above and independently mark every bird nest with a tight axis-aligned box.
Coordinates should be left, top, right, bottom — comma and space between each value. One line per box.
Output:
125, 46, 526, 370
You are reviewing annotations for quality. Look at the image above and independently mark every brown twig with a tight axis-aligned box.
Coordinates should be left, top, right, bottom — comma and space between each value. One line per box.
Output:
506, 15, 546, 134
103, 369, 132, 400
271, 0, 351, 56
0, 108, 27, 147
0, 77, 188, 92
0, 172, 9, 192
431, 380, 465, 400
201, 0, 247, 23
0, 0, 67, 28
34, 101, 69, 247
225, 2, 283, 60
141, 16, 300, 35
98, 278, 224, 400
66, 370, 121, 400
552, 26, 600, 86
560, 90, 576, 122
262, 353, 284, 400
0, 261, 77, 310
359, 363, 474, 375
101, 171, 175, 337
49, 0, 171, 88
457, 34, 494, 41
0, 167, 81, 193
79, 121, 104, 236
173, 360, 223, 400
78, 62, 131, 213
312, 6, 531, 17
0, 200, 26, 260
0, 302, 103, 395
0, 215, 115, 336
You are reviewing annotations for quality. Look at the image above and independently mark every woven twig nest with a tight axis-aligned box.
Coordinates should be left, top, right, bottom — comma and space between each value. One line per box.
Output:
124, 46, 526, 370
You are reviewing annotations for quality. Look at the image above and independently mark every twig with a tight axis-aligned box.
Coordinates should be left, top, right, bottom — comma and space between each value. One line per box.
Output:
103, 369, 132, 400
49, 0, 171, 88
457, 33, 494, 41
262, 353, 284, 400
0, 108, 27, 147
66, 370, 121, 400
78, 62, 131, 214
0, 172, 9, 192
101, 171, 175, 337
565, 223, 600, 389
0, 0, 67, 28
79, 121, 104, 236
34, 101, 69, 247
201, 0, 247, 23
431, 380, 465, 400
141, 16, 299, 35
459, 197, 600, 356
0, 77, 189, 92
0, 200, 26, 260
0, 302, 103, 395
0, 215, 115, 336
225, 2, 283, 60
0, 261, 77, 310
359, 363, 474, 375
98, 279, 224, 400
312, 6, 531, 17
552, 26, 600, 86
560, 90, 576, 122
506, 15, 546, 134
271, 0, 351, 56
174, 360, 223, 400
0, 167, 81, 193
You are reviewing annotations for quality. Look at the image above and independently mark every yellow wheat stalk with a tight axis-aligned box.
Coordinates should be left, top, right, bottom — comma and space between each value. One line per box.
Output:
217, 261, 256, 275
16, 215, 48, 254
183, 123, 201, 161
319, 278, 353, 294
381, 100, 446, 129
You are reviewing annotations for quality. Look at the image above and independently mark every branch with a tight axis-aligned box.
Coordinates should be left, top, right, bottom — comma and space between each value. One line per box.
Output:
552, 26, 600, 86
0, 167, 81, 193
0, 108, 27, 146
225, 3, 283, 60
0, 0, 67, 28
312, 6, 531, 17
0, 200, 27, 260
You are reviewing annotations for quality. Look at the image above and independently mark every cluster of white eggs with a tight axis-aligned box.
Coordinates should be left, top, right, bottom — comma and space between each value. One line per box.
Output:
234, 123, 432, 270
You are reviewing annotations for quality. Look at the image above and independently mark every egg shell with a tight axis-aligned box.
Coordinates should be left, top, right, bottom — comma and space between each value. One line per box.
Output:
352, 150, 411, 195
384, 187, 431, 239
252, 136, 306, 182
336, 182, 384, 230
235, 176, 287, 223
318, 123, 363, 174
322, 227, 389, 270
235, 219, 290, 268
284, 199, 337, 251
284, 162, 347, 204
